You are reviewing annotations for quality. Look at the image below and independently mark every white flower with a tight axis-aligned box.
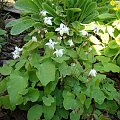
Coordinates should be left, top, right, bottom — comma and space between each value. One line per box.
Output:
100, 33, 109, 44
12, 53, 20, 59
112, 20, 120, 30
32, 36, 37, 42
115, 34, 120, 45
12, 46, 23, 59
40, 10, 48, 16
80, 30, 88, 36
53, 49, 64, 57
55, 23, 69, 36
44, 17, 53, 25
107, 26, 114, 37
68, 39, 74, 47
14, 46, 23, 52
88, 69, 97, 77
45, 39, 58, 49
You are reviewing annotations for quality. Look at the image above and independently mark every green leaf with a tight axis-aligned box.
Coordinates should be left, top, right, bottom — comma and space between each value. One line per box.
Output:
70, 63, 83, 79
52, 56, 70, 63
24, 87, 39, 102
93, 110, 102, 120
97, 6, 109, 14
42, 3, 57, 16
0, 29, 6, 35
103, 63, 120, 73
71, 21, 84, 31
108, 40, 119, 49
117, 55, 120, 66
7, 72, 28, 105
88, 52, 96, 63
84, 2, 97, 18
0, 95, 15, 110
100, 115, 111, 120
85, 98, 91, 109
95, 56, 110, 64
36, 60, 55, 86
70, 110, 81, 120
15, 59, 26, 71
54, 89, 63, 107
7, 60, 17, 67
32, 0, 42, 9
54, 17, 62, 25
102, 82, 117, 100
27, 104, 42, 120
0, 65, 12, 75
92, 88, 105, 105
31, 13, 41, 21
11, 19, 35, 35
96, 101, 118, 114
63, 90, 79, 110
67, 8, 81, 12
104, 47, 119, 57
83, 11, 98, 23
66, 49, 78, 59
76, 48, 87, 60
15, 0, 40, 13
6, 17, 29, 28
45, 32, 55, 39
44, 72, 59, 94
98, 13, 115, 19
56, 107, 69, 119
52, 115, 60, 120
23, 41, 40, 52
116, 10, 120, 19
0, 78, 8, 93
79, 92, 86, 104
58, 62, 71, 77
42, 95, 55, 106
117, 111, 120, 119
43, 103, 56, 120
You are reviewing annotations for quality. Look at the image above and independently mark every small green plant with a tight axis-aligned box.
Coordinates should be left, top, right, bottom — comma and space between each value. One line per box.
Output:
0, 0, 120, 120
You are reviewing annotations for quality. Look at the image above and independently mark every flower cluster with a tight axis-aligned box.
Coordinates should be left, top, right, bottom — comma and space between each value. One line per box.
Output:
55, 23, 69, 36
12, 46, 23, 59
40, 10, 72, 57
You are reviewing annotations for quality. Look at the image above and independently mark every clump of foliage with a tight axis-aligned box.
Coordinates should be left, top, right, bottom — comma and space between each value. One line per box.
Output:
0, 0, 120, 120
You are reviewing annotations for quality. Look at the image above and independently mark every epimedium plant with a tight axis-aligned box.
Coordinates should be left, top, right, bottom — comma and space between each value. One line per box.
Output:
0, 0, 120, 120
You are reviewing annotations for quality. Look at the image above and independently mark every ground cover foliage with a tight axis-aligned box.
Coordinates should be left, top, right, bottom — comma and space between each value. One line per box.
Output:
0, 0, 120, 119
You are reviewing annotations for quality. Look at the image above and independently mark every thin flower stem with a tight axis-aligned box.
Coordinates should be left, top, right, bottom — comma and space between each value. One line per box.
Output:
112, 49, 120, 62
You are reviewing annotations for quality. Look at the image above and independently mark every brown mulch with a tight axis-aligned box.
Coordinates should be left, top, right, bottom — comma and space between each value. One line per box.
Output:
0, 9, 27, 120
0, 108, 27, 120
